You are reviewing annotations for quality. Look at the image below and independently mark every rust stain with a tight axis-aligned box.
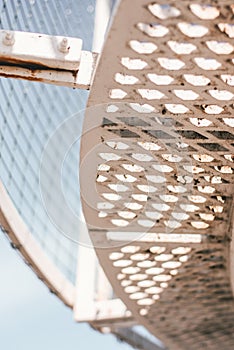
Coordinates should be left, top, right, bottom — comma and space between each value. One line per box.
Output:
0, 56, 79, 73
72, 70, 78, 79
0, 57, 89, 89
0, 69, 90, 90
0, 56, 50, 70
0, 72, 44, 82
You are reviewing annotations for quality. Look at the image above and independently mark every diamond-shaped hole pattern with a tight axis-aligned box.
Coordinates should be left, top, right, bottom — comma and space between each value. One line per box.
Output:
82, 1, 234, 349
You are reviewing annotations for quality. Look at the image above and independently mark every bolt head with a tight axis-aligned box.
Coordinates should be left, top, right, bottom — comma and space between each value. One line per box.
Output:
58, 37, 69, 53
3, 31, 15, 46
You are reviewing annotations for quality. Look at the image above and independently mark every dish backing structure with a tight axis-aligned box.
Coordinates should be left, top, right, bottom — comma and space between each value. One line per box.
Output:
1, 1, 234, 349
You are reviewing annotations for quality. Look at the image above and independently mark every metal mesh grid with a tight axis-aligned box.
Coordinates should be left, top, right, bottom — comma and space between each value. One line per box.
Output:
80, 1, 234, 348
0, 0, 95, 283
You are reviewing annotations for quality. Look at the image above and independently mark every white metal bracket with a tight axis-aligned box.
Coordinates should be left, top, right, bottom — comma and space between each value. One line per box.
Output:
0, 30, 98, 89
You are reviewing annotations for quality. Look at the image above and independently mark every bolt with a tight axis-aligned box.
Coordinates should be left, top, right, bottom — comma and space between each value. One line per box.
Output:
3, 31, 15, 46
58, 37, 69, 53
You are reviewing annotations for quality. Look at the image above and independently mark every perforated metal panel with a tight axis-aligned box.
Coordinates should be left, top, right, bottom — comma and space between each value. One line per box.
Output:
80, 1, 234, 349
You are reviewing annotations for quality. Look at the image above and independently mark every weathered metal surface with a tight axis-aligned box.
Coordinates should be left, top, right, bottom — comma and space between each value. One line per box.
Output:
0, 182, 75, 307
80, 1, 234, 349
0, 30, 82, 70
0, 50, 98, 89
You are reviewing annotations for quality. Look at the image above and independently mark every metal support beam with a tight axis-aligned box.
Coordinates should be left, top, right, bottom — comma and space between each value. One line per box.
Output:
0, 30, 98, 89
112, 327, 166, 350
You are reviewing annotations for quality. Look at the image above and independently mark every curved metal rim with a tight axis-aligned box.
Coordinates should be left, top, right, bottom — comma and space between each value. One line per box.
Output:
0, 181, 75, 307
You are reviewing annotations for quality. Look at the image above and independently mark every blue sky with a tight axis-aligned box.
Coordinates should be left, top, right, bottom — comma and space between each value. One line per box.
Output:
0, 233, 133, 350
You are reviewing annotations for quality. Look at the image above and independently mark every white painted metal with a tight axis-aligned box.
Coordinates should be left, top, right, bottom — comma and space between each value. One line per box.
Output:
92, 0, 112, 53
0, 30, 82, 70
0, 30, 98, 89
74, 214, 130, 322
74, 244, 97, 321
0, 182, 75, 307
0, 50, 98, 89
